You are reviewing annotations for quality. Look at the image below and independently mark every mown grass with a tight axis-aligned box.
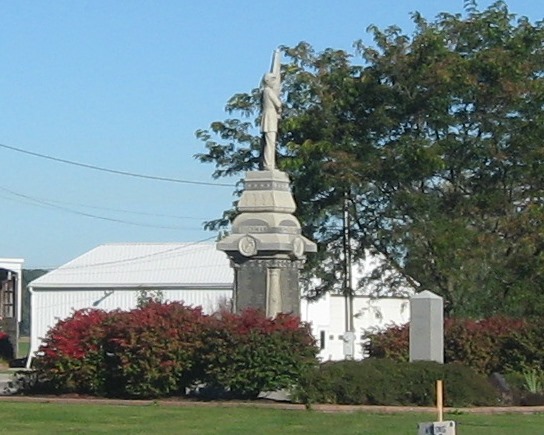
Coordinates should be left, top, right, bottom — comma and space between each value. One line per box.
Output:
0, 402, 543, 434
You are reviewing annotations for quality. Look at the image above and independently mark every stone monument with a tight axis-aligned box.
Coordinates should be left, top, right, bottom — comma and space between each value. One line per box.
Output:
409, 290, 444, 363
217, 50, 316, 317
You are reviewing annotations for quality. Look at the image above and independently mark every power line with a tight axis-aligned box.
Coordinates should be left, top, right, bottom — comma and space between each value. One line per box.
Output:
0, 186, 204, 231
0, 142, 234, 187
1, 186, 207, 221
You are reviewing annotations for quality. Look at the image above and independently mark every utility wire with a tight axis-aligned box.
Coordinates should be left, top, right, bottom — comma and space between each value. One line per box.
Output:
1, 186, 207, 221
0, 186, 203, 231
0, 142, 234, 187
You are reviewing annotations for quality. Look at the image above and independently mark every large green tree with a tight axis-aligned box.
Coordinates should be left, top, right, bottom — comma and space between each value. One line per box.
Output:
196, 1, 544, 318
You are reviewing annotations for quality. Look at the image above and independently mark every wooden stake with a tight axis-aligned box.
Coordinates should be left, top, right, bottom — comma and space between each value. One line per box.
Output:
436, 380, 444, 422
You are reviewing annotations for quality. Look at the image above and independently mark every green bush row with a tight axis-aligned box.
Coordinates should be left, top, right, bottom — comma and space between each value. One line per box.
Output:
364, 317, 544, 375
31, 302, 318, 399
293, 359, 499, 407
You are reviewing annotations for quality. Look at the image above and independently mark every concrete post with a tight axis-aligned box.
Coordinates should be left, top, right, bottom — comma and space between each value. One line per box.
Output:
409, 290, 444, 363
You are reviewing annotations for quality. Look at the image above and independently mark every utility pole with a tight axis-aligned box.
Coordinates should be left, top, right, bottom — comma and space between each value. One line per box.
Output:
342, 189, 355, 359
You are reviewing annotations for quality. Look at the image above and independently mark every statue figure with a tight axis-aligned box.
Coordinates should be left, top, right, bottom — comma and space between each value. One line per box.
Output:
260, 50, 282, 171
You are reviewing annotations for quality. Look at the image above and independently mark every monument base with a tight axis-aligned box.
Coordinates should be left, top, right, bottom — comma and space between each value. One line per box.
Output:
233, 255, 304, 316
218, 170, 316, 317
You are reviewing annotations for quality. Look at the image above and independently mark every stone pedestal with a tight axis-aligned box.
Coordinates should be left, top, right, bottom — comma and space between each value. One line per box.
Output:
217, 170, 316, 317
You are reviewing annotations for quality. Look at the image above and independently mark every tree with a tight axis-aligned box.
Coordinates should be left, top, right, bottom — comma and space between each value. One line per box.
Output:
196, 1, 544, 318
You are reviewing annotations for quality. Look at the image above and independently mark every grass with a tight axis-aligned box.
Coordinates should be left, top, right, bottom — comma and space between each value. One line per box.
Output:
0, 402, 543, 434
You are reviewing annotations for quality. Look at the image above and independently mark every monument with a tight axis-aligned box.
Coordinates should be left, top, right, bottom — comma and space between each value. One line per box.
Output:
409, 290, 444, 364
217, 50, 316, 317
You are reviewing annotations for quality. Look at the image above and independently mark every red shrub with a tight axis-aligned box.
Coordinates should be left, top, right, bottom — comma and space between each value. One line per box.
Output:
39, 309, 109, 359
363, 324, 409, 362
364, 316, 529, 374
444, 317, 527, 374
32, 304, 319, 399
101, 301, 207, 398
34, 309, 110, 393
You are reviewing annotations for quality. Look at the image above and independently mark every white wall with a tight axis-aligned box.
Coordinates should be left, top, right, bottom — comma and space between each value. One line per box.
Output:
30, 288, 409, 365
29, 287, 231, 358
302, 294, 410, 361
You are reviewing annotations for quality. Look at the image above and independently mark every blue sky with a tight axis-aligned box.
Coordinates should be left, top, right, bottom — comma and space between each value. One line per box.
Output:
2, 1, 543, 268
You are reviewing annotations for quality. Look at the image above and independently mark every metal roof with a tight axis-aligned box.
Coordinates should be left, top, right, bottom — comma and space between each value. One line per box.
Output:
30, 242, 233, 289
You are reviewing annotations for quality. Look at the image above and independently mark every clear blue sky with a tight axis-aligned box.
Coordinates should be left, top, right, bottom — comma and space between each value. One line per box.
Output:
2, 1, 542, 268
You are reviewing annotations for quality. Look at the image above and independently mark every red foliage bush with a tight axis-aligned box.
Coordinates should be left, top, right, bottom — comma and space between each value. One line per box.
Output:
102, 301, 206, 398
444, 317, 526, 374
364, 316, 530, 374
32, 304, 318, 399
34, 309, 110, 393
363, 324, 409, 362
39, 309, 109, 360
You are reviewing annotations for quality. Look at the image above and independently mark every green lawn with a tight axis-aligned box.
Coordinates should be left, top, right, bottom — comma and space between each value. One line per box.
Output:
0, 402, 543, 434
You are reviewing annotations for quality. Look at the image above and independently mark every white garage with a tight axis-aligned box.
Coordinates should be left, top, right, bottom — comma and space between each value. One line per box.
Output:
28, 242, 412, 365
28, 242, 233, 361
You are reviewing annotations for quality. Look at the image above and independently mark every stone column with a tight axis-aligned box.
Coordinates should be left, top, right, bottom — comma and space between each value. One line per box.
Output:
409, 290, 444, 363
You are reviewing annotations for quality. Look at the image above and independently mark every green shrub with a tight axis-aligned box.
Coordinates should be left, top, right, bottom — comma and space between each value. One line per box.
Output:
442, 362, 501, 406
504, 370, 544, 406
292, 359, 390, 405
499, 318, 544, 374
294, 359, 498, 407
195, 309, 318, 399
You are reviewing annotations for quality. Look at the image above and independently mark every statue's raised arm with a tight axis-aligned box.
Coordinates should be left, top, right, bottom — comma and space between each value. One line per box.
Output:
260, 49, 282, 171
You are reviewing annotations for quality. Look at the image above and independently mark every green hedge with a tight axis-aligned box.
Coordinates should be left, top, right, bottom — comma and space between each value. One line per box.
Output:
293, 359, 499, 407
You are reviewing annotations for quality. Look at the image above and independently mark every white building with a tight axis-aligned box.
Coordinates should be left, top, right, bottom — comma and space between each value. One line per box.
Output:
28, 243, 232, 361
301, 294, 409, 361
28, 242, 411, 364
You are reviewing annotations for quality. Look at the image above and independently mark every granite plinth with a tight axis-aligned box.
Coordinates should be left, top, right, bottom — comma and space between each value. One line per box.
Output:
217, 170, 316, 317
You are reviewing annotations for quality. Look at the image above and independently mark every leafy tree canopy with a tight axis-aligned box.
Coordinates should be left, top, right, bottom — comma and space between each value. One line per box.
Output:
196, 1, 544, 318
